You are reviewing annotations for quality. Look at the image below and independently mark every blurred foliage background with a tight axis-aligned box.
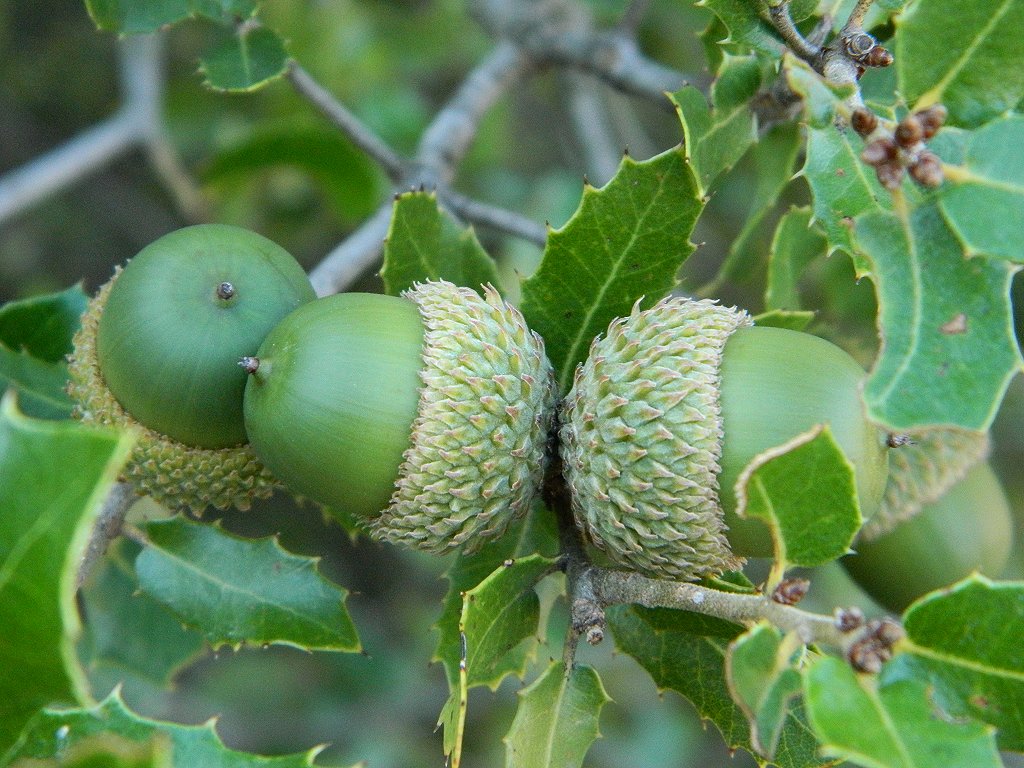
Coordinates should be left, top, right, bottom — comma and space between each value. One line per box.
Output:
2, 1, 1023, 766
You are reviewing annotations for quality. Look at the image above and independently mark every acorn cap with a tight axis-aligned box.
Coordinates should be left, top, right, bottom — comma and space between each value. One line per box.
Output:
67, 277, 278, 512
559, 296, 751, 581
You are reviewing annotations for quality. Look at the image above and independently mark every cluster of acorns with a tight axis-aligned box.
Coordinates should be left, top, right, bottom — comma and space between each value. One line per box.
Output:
69, 225, 1013, 607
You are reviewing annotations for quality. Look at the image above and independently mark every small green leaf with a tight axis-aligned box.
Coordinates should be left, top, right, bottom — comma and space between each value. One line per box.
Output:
752, 310, 816, 331
199, 20, 288, 92
381, 191, 502, 297
939, 114, 1024, 262
856, 206, 1020, 431
520, 147, 703, 393
765, 206, 827, 311
804, 656, 1001, 768
0, 394, 134, 754
698, 0, 816, 56
895, 0, 1024, 127
503, 661, 610, 768
0, 348, 75, 420
885, 576, 1024, 751
84, 0, 257, 34
734, 425, 861, 570
727, 623, 805, 761
135, 517, 361, 652
3, 690, 338, 767
0, 285, 88, 363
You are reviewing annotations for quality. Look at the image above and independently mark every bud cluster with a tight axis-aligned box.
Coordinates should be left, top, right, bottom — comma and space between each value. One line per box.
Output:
852, 105, 948, 190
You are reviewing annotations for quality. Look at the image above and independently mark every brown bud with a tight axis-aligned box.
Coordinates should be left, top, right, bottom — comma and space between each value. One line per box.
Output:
861, 138, 896, 165
909, 152, 944, 188
835, 606, 865, 633
875, 161, 905, 190
916, 104, 948, 138
895, 115, 924, 147
851, 108, 878, 137
887, 433, 915, 448
844, 32, 876, 60
865, 46, 894, 68
772, 578, 811, 606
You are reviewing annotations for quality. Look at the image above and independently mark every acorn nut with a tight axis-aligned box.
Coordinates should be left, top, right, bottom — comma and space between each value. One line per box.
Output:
68, 224, 316, 511
241, 280, 557, 554
559, 297, 891, 581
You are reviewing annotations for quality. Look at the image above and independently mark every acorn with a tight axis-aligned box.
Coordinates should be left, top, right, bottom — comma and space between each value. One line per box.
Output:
241, 280, 557, 553
559, 297, 890, 581
67, 224, 316, 511
842, 461, 1014, 613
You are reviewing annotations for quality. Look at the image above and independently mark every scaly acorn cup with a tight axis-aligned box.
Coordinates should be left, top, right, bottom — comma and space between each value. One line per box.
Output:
842, 461, 1014, 613
241, 280, 557, 554
559, 296, 891, 581
67, 224, 316, 511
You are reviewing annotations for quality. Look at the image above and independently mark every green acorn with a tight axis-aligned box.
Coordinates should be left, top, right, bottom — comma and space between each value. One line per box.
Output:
559, 296, 890, 581
68, 224, 316, 511
241, 280, 557, 553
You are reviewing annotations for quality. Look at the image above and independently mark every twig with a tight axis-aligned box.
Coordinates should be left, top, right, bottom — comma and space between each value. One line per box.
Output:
77, 482, 138, 589
766, 2, 822, 66
308, 203, 394, 296
841, 0, 876, 36
563, 72, 622, 185
443, 190, 548, 247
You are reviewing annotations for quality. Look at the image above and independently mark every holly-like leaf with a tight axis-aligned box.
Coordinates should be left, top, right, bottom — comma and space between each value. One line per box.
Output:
939, 114, 1024, 262
856, 206, 1020, 431
519, 146, 703, 393
698, 0, 816, 56
671, 54, 759, 195
895, 0, 1024, 128
727, 623, 805, 761
804, 655, 1001, 768
734, 425, 861, 571
764, 206, 827, 312
503, 661, 610, 768
84, 0, 257, 34
607, 605, 834, 768
884, 576, 1024, 751
3, 689, 342, 767
0, 285, 88, 363
199, 20, 289, 92
134, 517, 361, 652
0, 394, 134, 754
0, 347, 75, 420
381, 191, 502, 297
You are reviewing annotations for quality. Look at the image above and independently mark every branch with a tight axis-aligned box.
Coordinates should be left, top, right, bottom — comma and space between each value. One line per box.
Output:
77, 482, 138, 589
308, 203, 394, 296
442, 190, 548, 247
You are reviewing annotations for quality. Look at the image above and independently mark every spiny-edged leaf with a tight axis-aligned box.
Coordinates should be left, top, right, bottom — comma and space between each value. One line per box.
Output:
3, 689, 341, 767
939, 114, 1024, 261
0, 394, 134, 755
202, 123, 383, 226
727, 623, 805, 760
671, 54, 759, 195
519, 146, 703, 394
199, 20, 288, 92
607, 605, 835, 768
503, 661, 610, 768
856, 205, 1020, 431
698, 0, 816, 56
0, 347, 75, 419
719, 123, 803, 286
135, 516, 360, 652
434, 507, 559, 686
84, 0, 257, 34
804, 655, 1001, 768
883, 576, 1024, 751
0, 285, 88, 363
765, 207, 827, 311
895, 0, 1024, 128
78, 538, 205, 700
734, 425, 861, 571
381, 191, 501, 297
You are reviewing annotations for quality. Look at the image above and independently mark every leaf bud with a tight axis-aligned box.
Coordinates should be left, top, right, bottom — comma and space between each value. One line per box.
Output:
861, 138, 895, 166
915, 104, 948, 138
894, 115, 924, 148
909, 152, 943, 188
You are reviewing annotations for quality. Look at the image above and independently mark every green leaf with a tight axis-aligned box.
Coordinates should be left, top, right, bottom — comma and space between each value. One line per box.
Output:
503, 661, 610, 768
381, 191, 502, 297
84, 0, 257, 34
727, 623, 805, 761
939, 114, 1024, 262
734, 425, 861, 570
0, 394, 134, 754
671, 54, 759, 195
519, 146, 703, 393
0, 347, 75, 420
765, 207, 827, 312
135, 517, 361, 652
698, 0, 816, 56
3, 690, 338, 767
78, 539, 205, 701
884, 576, 1024, 751
607, 605, 833, 768
0, 285, 88, 363
199, 20, 289, 92
752, 310, 816, 331
804, 655, 1001, 768
895, 0, 1024, 128
856, 206, 1020, 431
